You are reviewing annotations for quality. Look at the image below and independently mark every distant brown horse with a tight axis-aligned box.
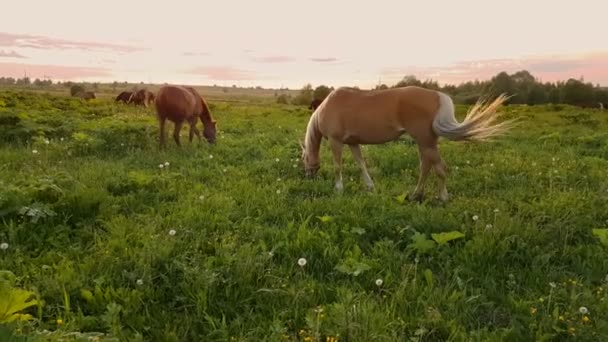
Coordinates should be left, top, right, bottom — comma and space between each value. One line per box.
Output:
309, 98, 323, 110
74, 91, 96, 100
115, 91, 132, 103
129, 89, 155, 107
154, 85, 216, 148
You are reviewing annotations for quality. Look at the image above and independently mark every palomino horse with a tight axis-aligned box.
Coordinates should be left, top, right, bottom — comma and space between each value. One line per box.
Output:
154, 85, 216, 148
300, 86, 514, 201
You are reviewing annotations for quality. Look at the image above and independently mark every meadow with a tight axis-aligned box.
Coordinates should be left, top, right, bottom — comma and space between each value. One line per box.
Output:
1, 88, 608, 341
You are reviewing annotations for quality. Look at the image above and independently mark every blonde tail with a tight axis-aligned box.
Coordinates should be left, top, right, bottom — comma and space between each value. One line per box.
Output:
432, 92, 516, 141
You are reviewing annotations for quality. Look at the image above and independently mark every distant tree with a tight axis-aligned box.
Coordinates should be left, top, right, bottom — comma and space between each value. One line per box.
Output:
562, 78, 594, 106
292, 84, 314, 106
393, 75, 421, 88
374, 84, 388, 90
70, 84, 85, 96
313, 85, 332, 101
276, 94, 290, 104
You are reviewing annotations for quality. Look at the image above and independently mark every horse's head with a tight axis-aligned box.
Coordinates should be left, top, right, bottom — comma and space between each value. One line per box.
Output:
300, 139, 319, 177
203, 120, 217, 144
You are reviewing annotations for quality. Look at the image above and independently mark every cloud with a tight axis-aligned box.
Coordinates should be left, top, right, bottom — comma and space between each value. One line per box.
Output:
185, 66, 255, 80
0, 50, 25, 58
0, 62, 111, 79
309, 57, 338, 63
0, 32, 142, 53
182, 51, 211, 57
251, 55, 295, 63
380, 52, 608, 85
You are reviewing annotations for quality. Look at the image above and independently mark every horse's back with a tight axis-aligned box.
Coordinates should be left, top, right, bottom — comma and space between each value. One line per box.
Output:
317, 86, 442, 144
155, 85, 201, 121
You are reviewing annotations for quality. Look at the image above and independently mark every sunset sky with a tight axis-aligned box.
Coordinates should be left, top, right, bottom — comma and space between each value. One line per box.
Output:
1, 0, 607, 88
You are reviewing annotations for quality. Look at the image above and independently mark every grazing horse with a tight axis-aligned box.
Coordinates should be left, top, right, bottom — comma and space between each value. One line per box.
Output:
309, 98, 323, 111
129, 89, 155, 107
115, 91, 132, 103
300, 86, 515, 201
73, 91, 96, 100
154, 85, 216, 148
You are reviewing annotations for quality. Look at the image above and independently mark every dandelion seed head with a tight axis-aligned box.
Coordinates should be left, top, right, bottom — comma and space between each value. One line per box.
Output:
268, 251, 274, 257
275, 158, 280, 162
199, 195, 205, 200
375, 279, 383, 286
164, 162, 170, 167
44, 139, 50, 145
159, 164, 164, 169
0, 242, 8, 250
60, 137, 65, 142
486, 224, 493, 229
276, 189, 281, 194
136, 279, 144, 286
472, 215, 479, 221
168, 229, 176, 236
32, 149, 38, 154
298, 258, 307, 267
209, 154, 214, 159
579, 306, 589, 315
549, 282, 556, 288
494, 208, 499, 213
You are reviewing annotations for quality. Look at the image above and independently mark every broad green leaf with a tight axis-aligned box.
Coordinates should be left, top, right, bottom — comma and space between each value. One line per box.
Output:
316, 215, 333, 223
0, 286, 38, 323
395, 193, 407, 204
431, 231, 465, 246
424, 269, 434, 287
409, 233, 436, 254
592, 229, 608, 247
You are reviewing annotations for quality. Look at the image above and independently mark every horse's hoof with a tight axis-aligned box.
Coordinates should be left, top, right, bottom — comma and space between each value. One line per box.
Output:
408, 193, 424, 202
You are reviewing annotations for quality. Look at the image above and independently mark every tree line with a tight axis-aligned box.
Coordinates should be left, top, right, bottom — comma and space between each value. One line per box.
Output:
286, 70, 608, 108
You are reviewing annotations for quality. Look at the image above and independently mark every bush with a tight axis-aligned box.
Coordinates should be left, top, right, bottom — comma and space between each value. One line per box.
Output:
276, 94, 290, 104
70, 85, 85, 96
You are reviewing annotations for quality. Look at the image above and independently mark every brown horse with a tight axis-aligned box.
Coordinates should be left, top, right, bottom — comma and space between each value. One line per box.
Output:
154, 85, 216, 148
300, 86, 515, 201
73, 91, 96, 100
129, 89, 155, 107
115, 91, 132, 103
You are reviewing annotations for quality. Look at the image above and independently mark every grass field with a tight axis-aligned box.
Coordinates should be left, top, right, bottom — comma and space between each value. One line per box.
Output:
1, 89, 608, 341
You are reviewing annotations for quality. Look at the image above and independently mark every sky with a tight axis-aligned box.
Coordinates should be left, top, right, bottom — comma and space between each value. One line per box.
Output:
1, 0, 607, 88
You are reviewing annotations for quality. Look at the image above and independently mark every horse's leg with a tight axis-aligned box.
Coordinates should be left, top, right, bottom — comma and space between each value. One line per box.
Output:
349, 144, 374, 191
426, 147, 449, 202
158, 116, 167, 149
173, 121, 183, 147
189, 119, 201, 143
329, 138, 344, 192
410, 145, 433, 201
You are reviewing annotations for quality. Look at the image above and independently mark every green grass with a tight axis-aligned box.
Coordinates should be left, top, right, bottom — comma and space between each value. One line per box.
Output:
1, 90, 608, 341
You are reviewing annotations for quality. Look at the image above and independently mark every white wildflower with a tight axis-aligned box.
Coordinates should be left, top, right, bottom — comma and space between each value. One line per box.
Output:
44, 139, 50, 145
275, 158, 280, 162
375, 279, 383, 287
579, 306, 589, 315
549, 282, 556, 288
268, 251, 274, 257
209, 154, 214, 159
168, 229, 176, 236
298, 258, 307, 267
276, 189, 281, 194
199, 195, 205, 200
472, 215, 479, 221
494, 208, 499, 213
164, 162, 170, 167
60, 137, 65, 142
136, 279, 144, 286
0, 242, 8, 250
159, 164, 164, 169
32, 149, 38, 154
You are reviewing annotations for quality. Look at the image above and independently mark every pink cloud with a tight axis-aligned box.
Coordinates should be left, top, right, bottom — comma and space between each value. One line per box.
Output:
185, 66, 255, 80
183, 51, 211, 57
0, 50, 25, 58
309, 57, 338, 63
251, 55, 295, 63
381, 52, 608, 85
0, 32, 142, 53
0, 62, 111, 79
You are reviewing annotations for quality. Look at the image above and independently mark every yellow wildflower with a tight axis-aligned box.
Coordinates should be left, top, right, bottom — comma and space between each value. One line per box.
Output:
56, 319, 63, 325
558, 315, 565, 321
583, 316, 590, 323
530, 307, 537, 315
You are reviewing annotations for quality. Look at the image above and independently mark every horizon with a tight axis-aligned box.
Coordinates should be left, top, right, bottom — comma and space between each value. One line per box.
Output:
1, 0, 607, 88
